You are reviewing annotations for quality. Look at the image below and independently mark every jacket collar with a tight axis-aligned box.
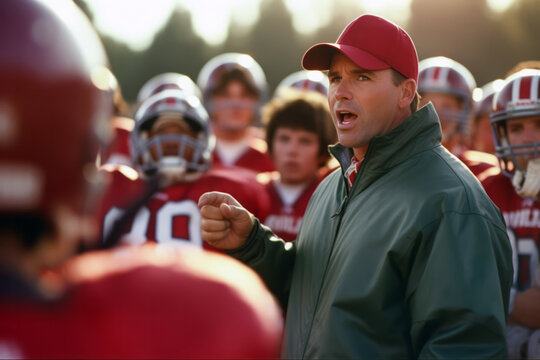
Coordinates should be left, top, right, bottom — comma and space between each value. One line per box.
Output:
329, 103, 441, 192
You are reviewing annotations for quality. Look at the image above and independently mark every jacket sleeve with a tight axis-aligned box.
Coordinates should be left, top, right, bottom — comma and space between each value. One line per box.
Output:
226, 219, 296, 309
407, 212, 513, 359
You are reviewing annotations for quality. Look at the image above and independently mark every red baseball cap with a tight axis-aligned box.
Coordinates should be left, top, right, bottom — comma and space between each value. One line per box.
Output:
302, 14, 418, 82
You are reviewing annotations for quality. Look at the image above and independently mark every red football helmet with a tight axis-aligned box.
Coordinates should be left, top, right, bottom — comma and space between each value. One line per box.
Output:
0, 0, 113, 217
137, 72, 202, 103
274, 70, 329, 98
418, 56, 476, 132
131, 89, 214, 182
197, 52, 268, 116
491, 69, 540, 178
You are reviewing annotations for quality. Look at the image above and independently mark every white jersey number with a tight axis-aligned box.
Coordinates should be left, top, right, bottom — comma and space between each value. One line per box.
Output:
103, 200, 202, 247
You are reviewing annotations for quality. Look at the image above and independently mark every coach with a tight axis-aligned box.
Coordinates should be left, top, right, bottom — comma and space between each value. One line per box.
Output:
199, 14, 512, 358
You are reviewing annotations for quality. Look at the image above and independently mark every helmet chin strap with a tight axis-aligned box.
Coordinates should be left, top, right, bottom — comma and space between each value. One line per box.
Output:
512, 158, 540, 199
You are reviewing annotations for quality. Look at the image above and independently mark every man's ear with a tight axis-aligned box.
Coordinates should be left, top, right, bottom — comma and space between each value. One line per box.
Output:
398, 78, 416, 110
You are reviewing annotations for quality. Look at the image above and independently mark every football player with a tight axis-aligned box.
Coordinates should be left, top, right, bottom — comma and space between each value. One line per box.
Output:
418, 56, 498, 179
258, 91, 336, 242
0, 1, 283, 358
100, 89, 270, 249
482, 69, 540, 359
197, 53, 275, 173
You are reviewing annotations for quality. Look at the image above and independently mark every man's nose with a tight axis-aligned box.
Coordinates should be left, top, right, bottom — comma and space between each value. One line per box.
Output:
334, 80, 352, 100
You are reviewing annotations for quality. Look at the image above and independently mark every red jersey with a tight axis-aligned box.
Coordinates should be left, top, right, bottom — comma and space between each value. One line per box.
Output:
212, 145, 275, 173
0, 244, 283, 359
457, 150, 500, 182
482, 172, 540, 291
99, 167, 270, 250
259, 172, 321, 242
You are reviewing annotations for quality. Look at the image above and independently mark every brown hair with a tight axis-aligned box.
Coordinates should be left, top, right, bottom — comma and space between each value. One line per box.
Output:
263, 91, 337, 167
391, 69, 420, 113
211, 68, 260, 99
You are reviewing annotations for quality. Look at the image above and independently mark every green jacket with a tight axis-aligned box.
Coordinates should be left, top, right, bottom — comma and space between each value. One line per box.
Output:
229, 104, 512, 359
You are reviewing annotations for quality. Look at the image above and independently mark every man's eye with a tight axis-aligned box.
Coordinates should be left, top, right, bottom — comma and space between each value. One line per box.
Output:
329, 76, 341, 84
358, 75, 370, 81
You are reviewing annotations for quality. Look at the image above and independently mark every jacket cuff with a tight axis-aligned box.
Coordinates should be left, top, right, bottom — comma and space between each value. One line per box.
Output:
225, 218, 263, 262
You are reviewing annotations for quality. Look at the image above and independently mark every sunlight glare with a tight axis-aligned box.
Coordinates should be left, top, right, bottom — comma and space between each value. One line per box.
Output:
360, 0, 413, 24
180, 0, 262, 46
87, 0, 176, 51
486, 0, 515, 12
284, 0, 335, 35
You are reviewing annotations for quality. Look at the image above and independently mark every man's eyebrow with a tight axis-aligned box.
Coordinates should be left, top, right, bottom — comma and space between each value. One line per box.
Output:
327, 70, 338, 78
327, 68, 376, 78
351, 68, 376, 76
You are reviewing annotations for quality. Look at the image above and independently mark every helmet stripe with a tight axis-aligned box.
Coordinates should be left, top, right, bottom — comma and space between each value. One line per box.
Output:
531, 75, 539, 101
432, 66, 440, 81
439, 67, 450, 85
519, 75, 532, 100
512, 76, 521, 104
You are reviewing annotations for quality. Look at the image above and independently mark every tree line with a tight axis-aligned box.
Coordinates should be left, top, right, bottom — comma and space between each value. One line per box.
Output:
76, 0, 540, 103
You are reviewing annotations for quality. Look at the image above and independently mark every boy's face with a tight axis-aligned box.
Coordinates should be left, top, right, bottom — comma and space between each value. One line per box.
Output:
211, 80, 257, 132
420, 92, 464, 146
271, 127, 322, 185
506, 115, 540, 171
148, 116, 198, 162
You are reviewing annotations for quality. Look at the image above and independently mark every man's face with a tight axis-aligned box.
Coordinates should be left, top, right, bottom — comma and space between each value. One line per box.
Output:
506, 115, 540, 170
211, 80, 257, 132
328, 53, 401, 155
271, 127, 321, 185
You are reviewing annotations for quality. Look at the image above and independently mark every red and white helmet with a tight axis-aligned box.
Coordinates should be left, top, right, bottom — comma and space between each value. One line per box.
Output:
197, 52, 268, 115
418, 56, 476, 132
0, 0, 113, 217
491, 69, 540, 178
273, 70, 329, 98
131, 89, 214, 181
474, 79, 505, 119
137, 72, 202, 103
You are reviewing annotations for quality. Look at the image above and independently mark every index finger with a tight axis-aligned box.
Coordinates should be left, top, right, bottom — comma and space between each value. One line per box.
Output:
200, 204, 227, 221
198, 191, 238, 209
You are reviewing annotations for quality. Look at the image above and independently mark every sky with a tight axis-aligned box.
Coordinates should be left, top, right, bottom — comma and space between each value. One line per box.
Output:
85, 0, 516, 52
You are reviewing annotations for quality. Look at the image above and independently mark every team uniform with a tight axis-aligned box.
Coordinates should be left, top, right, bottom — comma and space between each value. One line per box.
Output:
457, 149, 500, 181
212, 142, 275, 173
485, 69, 540, 358
483, 173, 539, 292
259, 172, 321, 242
0, 244, 283, 359
99, 167, 269, 250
